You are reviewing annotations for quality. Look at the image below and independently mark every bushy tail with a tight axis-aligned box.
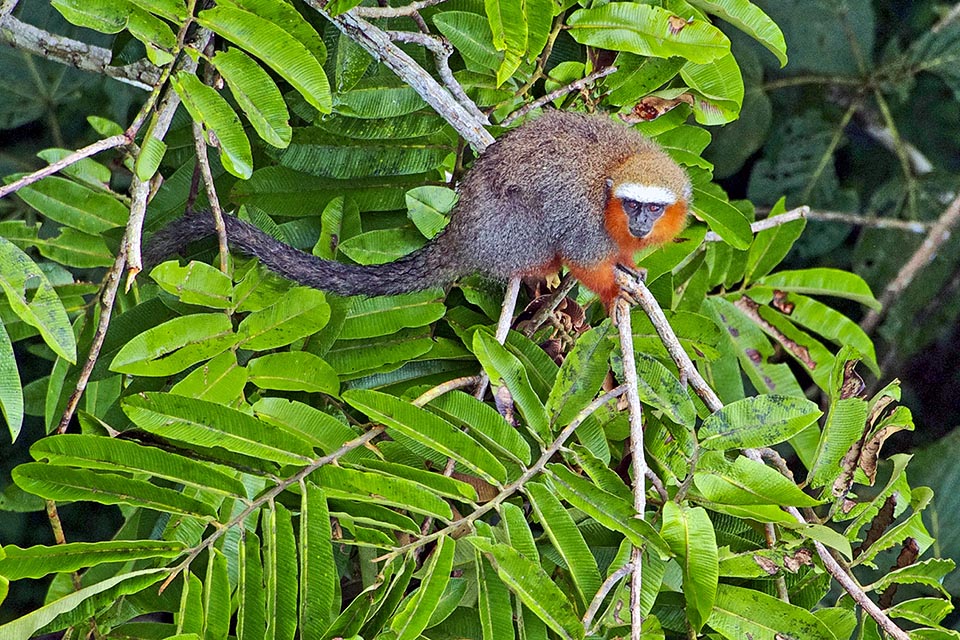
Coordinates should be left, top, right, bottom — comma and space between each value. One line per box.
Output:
144, 211, 462, 296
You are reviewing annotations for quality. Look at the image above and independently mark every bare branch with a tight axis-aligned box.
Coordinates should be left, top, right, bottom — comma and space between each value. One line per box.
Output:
501, 66, 619, 127
583, 561, 634, 632
192, 121, 230, 273
704, 206, 809, 242
353, 0, 447, 17
802, 209, 932, 233
861, 191, 960, 334
0, 14, 160, 90
305, 2, 494, 152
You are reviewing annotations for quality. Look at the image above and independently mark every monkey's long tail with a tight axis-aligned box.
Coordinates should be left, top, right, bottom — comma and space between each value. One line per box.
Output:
143, 211, 463, 296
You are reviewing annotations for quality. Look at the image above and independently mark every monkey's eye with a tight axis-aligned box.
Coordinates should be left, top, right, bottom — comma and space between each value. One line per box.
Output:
622, 199, 640, 214
644, 203, 665, 215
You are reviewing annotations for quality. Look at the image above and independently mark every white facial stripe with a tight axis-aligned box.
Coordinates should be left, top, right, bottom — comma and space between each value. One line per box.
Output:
614, 183, 677, 205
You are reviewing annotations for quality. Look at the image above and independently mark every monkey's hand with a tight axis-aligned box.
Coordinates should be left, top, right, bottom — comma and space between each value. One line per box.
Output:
609, 264, 646, 325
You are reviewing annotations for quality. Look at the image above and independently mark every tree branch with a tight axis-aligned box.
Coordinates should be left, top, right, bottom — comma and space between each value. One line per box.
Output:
704, 206, 809, 242
501, 66, 619, 127
353, 0, 447, 17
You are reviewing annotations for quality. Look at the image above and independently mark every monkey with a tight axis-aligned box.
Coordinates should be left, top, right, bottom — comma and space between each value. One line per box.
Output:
145, 110, 692, 309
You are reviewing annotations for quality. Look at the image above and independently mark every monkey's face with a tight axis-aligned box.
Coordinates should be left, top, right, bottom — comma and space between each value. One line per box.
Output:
612, 184, 680, 239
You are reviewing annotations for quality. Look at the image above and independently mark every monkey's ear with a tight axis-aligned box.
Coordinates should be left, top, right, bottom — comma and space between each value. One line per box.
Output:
605, 177, 614, 189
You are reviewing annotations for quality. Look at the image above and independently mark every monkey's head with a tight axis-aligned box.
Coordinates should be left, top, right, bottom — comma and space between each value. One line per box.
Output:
604, 150, 692, 252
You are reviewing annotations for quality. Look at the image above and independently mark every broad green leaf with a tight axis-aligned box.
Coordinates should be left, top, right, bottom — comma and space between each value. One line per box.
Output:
548, 465, 671, 557
524, 0, 555, 61
707, 584, 838, 640
501, 502, 538, 563
123, 392, 315, 466
526, 482, 601, 610
337, 228, 426, 265
699, 395, 822, 450
0, 540, 185, 580
686, 0, 787, 66
780, 521, 853, 560
300, 483, 337, 633
757, 268, 881, 310
238, 287, 330, 349
691, 184, 752, 249
150, 261, 234, 309
546, 324, 614, 427
333, 81, 428, 119
134, 136, 166, 181
171, 350, 248, 403
35, 228, 113, 269
434, 12, 503, 74
486, 0, 526, 84
127, 0, 187, 22
470, 538, 584, 640
661, 502, 718, 631
681, 52, 744, 125
35, 149, 111, 189
747, 301, 836, 391
476, 550, 514, 640
0, 567, 168, 640
695, 451, 821, 507
225, 0, 327, 63
0, 237, 76, 363
252, 398, 368, 461
0, 323, 23, 441
631, 352, 697, 427
198, 5, 332, 113
172, 71, 253, 179
263, 504, 298, 640
324, 329, 434, 376
31, 434, 246, 498
110, 313, 238, 376
807, 397, 868, 491
390, 537, 455, 640
315, 196, 361, 260
606, 53, 685, 106
344, 389, 507, 484
13, 463, 218, 519
360, 460, 478, 502
339, 289, 446, 340
427, 390, 532, 465
15, 176, 127, 234
214, 48, 292, 148
238, 531, 266, 640
744, 199, 805, 283
473, 331, 551, 444
406, 186, 456, 239
52, 0, 175, 62
316, 464, 452, 520
203, 548, 230, 640
866, 558, 955, 598
247, 351, 339, 395
567, 4, 730, 63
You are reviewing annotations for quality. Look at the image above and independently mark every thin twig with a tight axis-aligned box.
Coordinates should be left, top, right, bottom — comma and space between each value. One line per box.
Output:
0, 13, 159, 89
704, 207, 809, 242
933, 2, 960, 32
801, 210, 932, 233
645, 468, 669, 503
583, 561, 634, 632
501, 66, 619, 127
160, 426, 385, 593
861, 192, 960, 334
377, 385, 628, 562
353, 0, 447, 17
413, 376, 483, 407
521, 274, 578, 338
615, 296, 646, 640
191, 121, 230, 273
474, 276, 522, 399
385, 30, 488, 122
307, 2, 494, 152
56, 239, 128, 434
0, 135, 128, 201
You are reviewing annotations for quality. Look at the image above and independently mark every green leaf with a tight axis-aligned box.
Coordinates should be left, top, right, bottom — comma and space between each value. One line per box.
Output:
203, 548, 230, 640
406, 186, 456, 239
300, 484, 337, 634
681, 52, 744, 125
390, 536, 455, 640
547, 465, 671, 557
547, 324, 614, 426
699, 395, 822, 450
135, 136, 167, 181
686, 0, 787, 66
807, 397, 868, 491
30, 434, 247, 498
171, 351, 248, 403
151, 261, 234, 309
237, 287, 330, 349
473, 331, 551, 444
247, 351, 339, 395
707, 584, 839, 640
263, 504, 298, 640
757, 268, 881, 310
339, 289, 446, 340
252, 397, 367, 461
434, 12, 502, 74
426, 390, 532, 465
567, 4, 730, 63
475, 548, 515, 640
631, 353, 697, 427
238, 531, 266, 640
172, 71, 253, 179
213, 48, 292, 148
524, 0, 555, 61
606, 53, 685, 106
360, 460, 478, 502
13, 463, 218, 519
325, 329, 434, 376
695, 451, 821, 507
333, 81, 428, 119
0, 567, 168, 640
485, 0, 526, 84
344, 389, 508, 484
35, 228, 113, 269
469, 538, 584, 640
0, 237, 76, 364
127, 0, 187, 22
0, 323, 23, 441
317, 464, 452, 520
526, 482, 601, 610
123, 392, 315, 466
744, 201, 806, 283
691, 184, 752, 249
35, 149, 110, 189
110, 313, 238, 376
15, 176, 127, 233
0, 540, 185, 580
661, 502, 718, 631
198, 5, 332, 113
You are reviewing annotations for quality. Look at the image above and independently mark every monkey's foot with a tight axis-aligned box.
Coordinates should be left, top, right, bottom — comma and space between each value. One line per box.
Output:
615, 263, 647, 283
